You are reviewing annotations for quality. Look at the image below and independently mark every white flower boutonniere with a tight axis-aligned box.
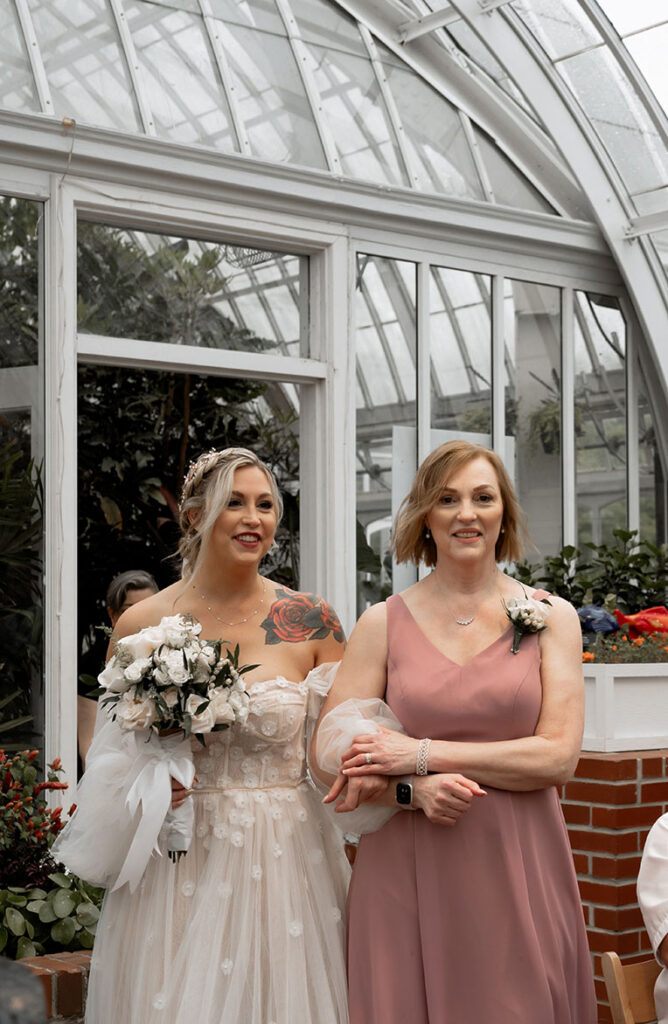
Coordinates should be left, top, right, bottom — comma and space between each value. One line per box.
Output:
504, 592, 552, 654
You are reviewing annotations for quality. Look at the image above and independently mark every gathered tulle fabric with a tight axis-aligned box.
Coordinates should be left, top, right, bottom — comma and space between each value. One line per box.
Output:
313, 697, 405, 835
56, 663, 350, 1024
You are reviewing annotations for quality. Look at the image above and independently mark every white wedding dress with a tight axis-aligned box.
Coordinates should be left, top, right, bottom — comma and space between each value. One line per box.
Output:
56, 664, 350, 1024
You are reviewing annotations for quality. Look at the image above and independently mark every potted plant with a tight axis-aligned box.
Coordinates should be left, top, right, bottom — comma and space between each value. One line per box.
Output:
0, 749, 103, 959
514, 531, 668, 752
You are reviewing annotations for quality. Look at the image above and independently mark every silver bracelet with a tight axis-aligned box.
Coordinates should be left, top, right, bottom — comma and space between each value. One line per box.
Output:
416, 738, 431, 776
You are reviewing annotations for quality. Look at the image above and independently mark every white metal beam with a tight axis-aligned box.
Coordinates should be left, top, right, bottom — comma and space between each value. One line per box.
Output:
77, 334, 328, 383
626, 209, 668, 239
109, 0, 156, 136
14, 0, 54, 117
198, 0, 251, 156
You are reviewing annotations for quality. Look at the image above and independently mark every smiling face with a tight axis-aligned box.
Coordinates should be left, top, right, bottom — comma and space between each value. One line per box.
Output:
207, 465, 278, 566
425, 455, 504, 564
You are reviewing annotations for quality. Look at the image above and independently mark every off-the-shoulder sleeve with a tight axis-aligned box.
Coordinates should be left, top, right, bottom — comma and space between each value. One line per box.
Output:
52, 705, 195, 892
309, 696, 406, 836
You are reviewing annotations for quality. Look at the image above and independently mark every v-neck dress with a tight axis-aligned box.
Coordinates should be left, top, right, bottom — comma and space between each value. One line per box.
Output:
346, 592, 596, 1024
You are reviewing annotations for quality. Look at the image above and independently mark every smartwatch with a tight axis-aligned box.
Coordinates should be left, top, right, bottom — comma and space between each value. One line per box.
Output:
396, 779, 413, 808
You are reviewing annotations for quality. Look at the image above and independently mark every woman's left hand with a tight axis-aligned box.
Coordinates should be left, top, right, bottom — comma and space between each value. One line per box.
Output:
340, 728, 419, 777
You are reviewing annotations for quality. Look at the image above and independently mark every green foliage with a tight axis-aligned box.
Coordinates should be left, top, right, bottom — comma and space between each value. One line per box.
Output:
0, 440, 43, 749
513, 529, 667, 614
586, 628, 668, 665
0, 196, 39, 369
0, 749, 103, 959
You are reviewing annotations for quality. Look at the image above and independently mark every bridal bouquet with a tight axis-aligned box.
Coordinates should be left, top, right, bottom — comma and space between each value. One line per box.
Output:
93, 614, 256, 878
98, 614, 253, 740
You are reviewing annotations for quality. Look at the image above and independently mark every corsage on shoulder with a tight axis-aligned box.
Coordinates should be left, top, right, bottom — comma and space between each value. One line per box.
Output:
503, 591, 551, 654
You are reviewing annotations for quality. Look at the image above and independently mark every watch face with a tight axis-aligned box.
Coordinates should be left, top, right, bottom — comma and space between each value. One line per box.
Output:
396, 781, 412, 806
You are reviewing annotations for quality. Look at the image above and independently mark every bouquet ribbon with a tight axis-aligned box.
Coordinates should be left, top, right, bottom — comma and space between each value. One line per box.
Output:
112, 734, 196, 893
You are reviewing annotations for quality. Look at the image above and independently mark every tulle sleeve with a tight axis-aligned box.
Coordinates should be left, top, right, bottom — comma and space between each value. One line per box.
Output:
310, 696, 406, 836
637, 812, 668, 963
52, 702, 195, 893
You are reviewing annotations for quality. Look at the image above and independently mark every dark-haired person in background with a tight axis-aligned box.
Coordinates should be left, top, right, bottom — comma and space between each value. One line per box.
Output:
77, 569, 158, 768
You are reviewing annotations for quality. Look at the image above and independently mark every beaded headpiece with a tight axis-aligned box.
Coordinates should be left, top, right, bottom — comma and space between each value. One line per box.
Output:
179, 449, 226, 509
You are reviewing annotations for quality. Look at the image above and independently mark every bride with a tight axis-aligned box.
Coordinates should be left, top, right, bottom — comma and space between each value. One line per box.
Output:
54, 447, 349, 1024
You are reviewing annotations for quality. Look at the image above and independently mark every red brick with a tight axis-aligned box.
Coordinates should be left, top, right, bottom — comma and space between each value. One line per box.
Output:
575, 755, 639, 781
591, 854, 642, 880
34, 958, 84, 1018
562, 801, 592, 825
641, 780, 668, 802
592, 904, 645, 931
592, 805, 662, 829
22, 963, 54, 1016
587, 929, 641, 956
642, 757, 665, 778
564, 780, 638, 805
578, 879, 638, 906
567, 827, 640, 855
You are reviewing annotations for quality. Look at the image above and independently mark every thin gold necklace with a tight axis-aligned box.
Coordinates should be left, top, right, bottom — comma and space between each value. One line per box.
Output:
193, 577, 267, 627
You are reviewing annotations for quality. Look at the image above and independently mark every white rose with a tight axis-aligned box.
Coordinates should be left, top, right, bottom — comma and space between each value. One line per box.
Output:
185, 694, 216, 734
116, 692, 158, 731
202, 645, 217, 667
97, 657, 128, 694
208, 690, 236, 726
158, 649, 190, 686
229, 689, 250, 723
164, 627, 187, 649
119, 624, 167, 661
161, 686, 180, 709
123, 657, 152, 684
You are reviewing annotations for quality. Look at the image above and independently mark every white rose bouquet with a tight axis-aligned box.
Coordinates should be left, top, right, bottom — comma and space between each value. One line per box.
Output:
97, 613, 254, 739
503, 592, 552, 654
93, 614, 256, 873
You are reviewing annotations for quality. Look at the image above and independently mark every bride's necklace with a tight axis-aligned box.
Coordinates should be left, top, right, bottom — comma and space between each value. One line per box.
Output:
193, 577, 267, 627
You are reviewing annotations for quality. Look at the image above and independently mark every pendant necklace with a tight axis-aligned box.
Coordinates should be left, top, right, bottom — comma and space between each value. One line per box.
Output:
193, 577, 267, 627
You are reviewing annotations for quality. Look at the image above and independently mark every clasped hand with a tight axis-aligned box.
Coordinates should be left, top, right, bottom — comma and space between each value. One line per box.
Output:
340, 726, 419, 777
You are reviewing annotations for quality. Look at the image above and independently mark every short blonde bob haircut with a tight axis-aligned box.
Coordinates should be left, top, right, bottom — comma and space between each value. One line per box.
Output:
392, 440, 529, 567
178, 447, 283, 580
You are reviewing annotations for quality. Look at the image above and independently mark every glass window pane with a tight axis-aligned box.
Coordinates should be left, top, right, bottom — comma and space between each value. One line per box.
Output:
208, 0, 285, 36
77, 224, 308, 358
305, 45, 409, 187
125, 0, 237, 150
28, 0, 142, 132
574, 292, 627, 546
598, 0, 666, 37
378, 45, 484, 200
430, 267, 492, 440
472, 127, 556, 214
504, 280, 562, 556
637, 362, 666, 545
290, 0, 368, 57
213, 20, 326, 167
624, 25, 668, 115
0, 2, 40, 114
355, 255, 416, 613
0, 196, 44, 754
511, 0, 601, 61
558, 47, 668, 195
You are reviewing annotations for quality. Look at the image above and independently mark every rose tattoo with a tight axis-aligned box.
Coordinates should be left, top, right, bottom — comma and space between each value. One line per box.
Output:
260, 589, 345, 646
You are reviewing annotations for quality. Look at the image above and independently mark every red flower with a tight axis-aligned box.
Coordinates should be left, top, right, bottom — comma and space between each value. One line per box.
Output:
262, 594, 314, 644
69, 803, 77, 816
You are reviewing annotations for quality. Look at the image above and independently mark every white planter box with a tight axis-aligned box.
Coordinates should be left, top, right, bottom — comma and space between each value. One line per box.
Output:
583, 663, 668, 752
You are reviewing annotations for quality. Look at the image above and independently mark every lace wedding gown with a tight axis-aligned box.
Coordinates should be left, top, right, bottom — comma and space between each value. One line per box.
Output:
55, 664, 350, 1024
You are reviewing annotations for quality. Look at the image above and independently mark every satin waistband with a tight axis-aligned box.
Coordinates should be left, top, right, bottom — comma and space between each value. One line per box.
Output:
193, 779, 307, 794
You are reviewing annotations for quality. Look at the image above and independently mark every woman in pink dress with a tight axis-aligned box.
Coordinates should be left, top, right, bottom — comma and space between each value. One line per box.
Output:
313, 440, 597, 1024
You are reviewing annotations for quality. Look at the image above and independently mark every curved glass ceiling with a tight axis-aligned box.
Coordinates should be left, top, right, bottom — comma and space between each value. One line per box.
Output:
0, 0, 557, 215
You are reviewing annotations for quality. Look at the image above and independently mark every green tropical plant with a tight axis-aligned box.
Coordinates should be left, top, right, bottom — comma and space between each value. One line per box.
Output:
0, 749, 103, 959
0, 440, 43, 749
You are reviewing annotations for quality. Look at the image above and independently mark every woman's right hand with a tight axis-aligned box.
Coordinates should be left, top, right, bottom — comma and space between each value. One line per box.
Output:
323, 772, 389, 813
412, 773, 486, 826
170, 776, 194, 810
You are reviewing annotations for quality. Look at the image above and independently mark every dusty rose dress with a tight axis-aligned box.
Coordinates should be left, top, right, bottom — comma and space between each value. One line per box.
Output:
347, 592, 596, 1024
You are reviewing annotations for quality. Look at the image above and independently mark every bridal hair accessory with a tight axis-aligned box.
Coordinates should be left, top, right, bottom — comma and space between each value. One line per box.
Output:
194, 577, 267, 627
180, 449, 225, 507
503, 591, 552, 655
416, 738, 431, 776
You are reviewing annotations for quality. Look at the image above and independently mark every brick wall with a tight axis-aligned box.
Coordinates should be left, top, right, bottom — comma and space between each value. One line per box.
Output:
562, 750, 668, 1023
21, 950, 91, 1022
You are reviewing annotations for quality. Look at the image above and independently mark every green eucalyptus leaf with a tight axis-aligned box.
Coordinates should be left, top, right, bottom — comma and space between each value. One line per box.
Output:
26, 900, 45, 913
5, 907, 26, 936
6, 894, 27, 907
16, 935, 36, 959
27, 888, 47, 900
48, 872, 71, 889
76, 902, 100, 928
0, 925, 7, 953
50, 916, 76, 944
52, 889, 75, 919
78, 928, 95, 949
38, 902, 58, 923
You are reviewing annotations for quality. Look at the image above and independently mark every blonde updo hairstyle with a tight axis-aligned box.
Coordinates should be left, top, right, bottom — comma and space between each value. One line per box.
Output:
392, 440, 529, 567
178, 447, 283, 581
